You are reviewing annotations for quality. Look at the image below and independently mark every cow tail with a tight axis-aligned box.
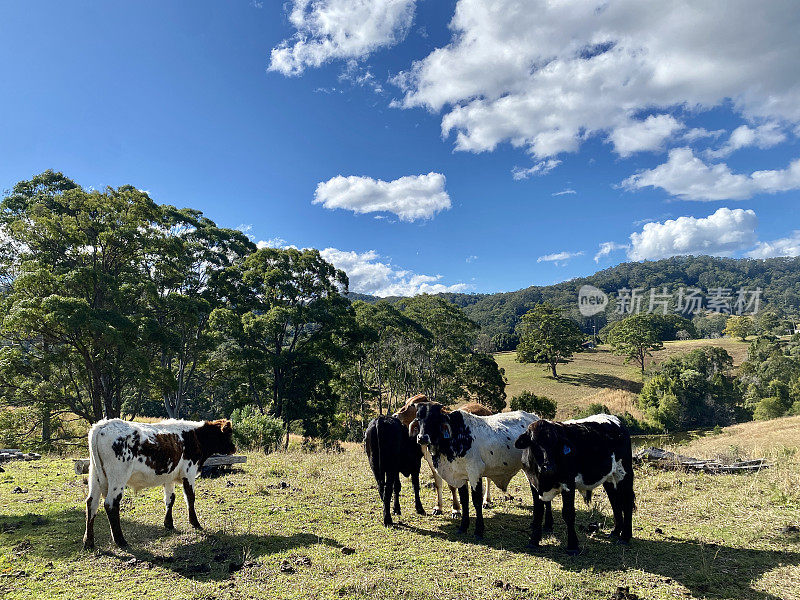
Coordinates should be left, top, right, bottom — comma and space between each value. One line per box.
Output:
375, 418, 383, 487
88, 423, 108, 488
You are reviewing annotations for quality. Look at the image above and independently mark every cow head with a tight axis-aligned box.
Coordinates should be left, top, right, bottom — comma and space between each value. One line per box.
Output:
394, 394, 428, 427
197, 419, 236, 457
409, 402, 454, 449
515, 420, 572, 495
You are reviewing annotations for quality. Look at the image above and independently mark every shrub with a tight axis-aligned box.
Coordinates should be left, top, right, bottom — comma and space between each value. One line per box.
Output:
572, 402, 612, 419
230, 405, 285, 453
753, 396, 789, 421
509, 391, 557, 419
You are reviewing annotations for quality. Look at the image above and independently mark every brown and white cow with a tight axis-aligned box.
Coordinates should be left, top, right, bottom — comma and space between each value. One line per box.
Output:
394, 395, 495, 516
83, 418, 235, 549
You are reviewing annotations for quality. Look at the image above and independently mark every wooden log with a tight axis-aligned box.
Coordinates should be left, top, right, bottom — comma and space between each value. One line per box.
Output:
74, 454, 246, 475
634, 446, 770, 473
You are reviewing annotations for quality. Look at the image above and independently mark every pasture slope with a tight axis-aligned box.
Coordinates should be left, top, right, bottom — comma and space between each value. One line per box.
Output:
495, 338, 751, 419
1, 416, 799, 600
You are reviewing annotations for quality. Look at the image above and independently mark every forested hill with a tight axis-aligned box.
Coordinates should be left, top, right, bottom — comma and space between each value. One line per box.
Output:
350, 256, 800, 340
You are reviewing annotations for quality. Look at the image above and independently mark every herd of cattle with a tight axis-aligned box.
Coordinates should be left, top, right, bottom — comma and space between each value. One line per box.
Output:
81, 396, 634, 556
365, 394, 635, 555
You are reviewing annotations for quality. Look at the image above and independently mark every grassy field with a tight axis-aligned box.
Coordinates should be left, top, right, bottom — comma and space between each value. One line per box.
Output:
496, 338, 751, 418
1, 416, 798, 600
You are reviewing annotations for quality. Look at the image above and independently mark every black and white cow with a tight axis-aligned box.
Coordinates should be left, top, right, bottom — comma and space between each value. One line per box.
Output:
515, 414, 635, 555
364, 415, 425, 526
83, 418, 235, 549
410, 402, 552, 539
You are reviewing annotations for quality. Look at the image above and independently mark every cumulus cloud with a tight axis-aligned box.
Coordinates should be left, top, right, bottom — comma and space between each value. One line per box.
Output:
269, 0, 417, 76
594, 241, 629, 262
627, 208, 757, 261
319, 248, 468, 296
609, 115, 684, 157
536, 250, 584, 265
313, 172, 450, 221
747, 231, 800, 258
622, 148, 800, 200
256, 237, 296, 249
705, 122, 787, 158
393, 1, 800, 159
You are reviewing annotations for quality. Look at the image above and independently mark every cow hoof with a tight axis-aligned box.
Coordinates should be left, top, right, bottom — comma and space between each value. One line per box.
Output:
615, 537, 631, 546
565, 547, 581, 556
526, 541, 540, 551
431, 507, 442, 516
164, 522, 174, 531
451, 510, 461, 519
82, 539, 94, 551
474, 532, 484, 541
415, 507, 426, 516
482, 502, 493, 509
383, 518, 393, 527
191, 524, 203, 531
457, 526, 468, 535
393, 508, 401, 516
114, 539, 129, 549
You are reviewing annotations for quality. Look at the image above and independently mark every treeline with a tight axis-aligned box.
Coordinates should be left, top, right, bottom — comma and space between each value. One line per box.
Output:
0, 172, 505, 450
364, 256, 800, 350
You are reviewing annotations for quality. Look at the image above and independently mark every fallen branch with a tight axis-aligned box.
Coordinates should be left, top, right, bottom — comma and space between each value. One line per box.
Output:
633, 447, 770, 473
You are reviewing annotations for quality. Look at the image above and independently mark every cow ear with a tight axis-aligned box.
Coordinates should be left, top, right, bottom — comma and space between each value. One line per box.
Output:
409, 419, 420, 437
514, 433, 531, 449
221, 419, 233, 434
440, 422, 452, 439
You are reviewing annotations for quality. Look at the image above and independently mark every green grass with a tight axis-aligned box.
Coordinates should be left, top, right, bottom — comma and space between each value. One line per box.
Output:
2, 418, 799, 600
496, 338, 751, 418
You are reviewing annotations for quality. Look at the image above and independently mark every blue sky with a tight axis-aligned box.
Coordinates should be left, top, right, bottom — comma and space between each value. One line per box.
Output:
2, 1, 799, 295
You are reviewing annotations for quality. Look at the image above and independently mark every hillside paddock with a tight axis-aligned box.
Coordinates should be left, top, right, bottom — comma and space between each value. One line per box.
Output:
1, 416, 798, 600
495, 338, 751, 419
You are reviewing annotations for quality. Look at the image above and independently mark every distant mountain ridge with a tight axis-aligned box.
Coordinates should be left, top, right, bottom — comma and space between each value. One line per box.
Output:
347, 256, 800, 339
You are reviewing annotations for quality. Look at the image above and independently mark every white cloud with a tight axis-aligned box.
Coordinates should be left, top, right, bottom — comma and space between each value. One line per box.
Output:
628, 208, 757, 261
682, 128, 725, 143
748, 231, 800, 258
393, 1, 800, 159
622, 148, 800, 200
594, 241, 629, 263
511, 159, 561, 180
269, 0, 417, 76
313, 172, 450, 221
536, 250, 584, 265
553, 188, 576, 196
705, 122, 787, 158
319, 248, 468, 296
256, 237, 297, 249
466, 255, 478, 263
609, 115, 683, 157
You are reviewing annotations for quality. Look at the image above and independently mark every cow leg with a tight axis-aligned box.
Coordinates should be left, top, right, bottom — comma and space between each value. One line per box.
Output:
392, 474, 402, 515
450, 485, 461, 518
604, 482, 623, 539
543, 499, 554, 533
83, 473, 102, 550
411, 470, 425, 515
163, 482, 176, 530
482, 478, 492, 508
457, 484, 470, 534
561, 488, 580, 555
471, 479, 484, 539
104, 485, 127, 548
423, 450, 444, 516
182, 477, 202, 530
382, 472, 394, 526
620, 475, 635, 543
528, 486, 545, 549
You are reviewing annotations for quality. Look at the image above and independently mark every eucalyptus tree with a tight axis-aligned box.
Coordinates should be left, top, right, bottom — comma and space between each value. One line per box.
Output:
211, 247, 354, 445
0, 171, 161, 421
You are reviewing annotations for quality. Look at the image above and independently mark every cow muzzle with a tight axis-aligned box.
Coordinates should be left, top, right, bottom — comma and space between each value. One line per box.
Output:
417, 434, 431, 446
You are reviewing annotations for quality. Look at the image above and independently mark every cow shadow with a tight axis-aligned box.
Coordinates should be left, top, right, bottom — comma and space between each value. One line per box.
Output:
0, 508, 343, 581
399, 509, 799, 600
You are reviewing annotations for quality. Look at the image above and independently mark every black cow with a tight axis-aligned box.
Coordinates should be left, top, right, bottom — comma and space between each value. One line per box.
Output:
515, 414, 635, 555
364, 415, 425, 526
